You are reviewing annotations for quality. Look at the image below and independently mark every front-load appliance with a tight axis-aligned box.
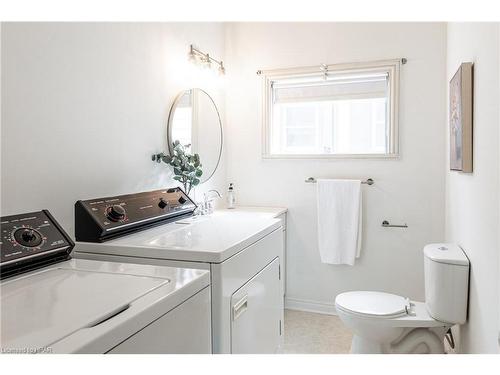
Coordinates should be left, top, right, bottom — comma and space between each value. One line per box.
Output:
0, 210, 211, 353
73, 188, 284, 354
335, 243, 470, 354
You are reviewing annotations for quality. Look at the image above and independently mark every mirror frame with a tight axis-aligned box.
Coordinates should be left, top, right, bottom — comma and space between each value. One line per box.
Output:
167, 88, 223, 184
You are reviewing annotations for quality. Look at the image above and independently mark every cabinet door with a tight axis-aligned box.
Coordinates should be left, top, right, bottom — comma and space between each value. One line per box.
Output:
231, 258, 282, 353
108, 287, 211, 354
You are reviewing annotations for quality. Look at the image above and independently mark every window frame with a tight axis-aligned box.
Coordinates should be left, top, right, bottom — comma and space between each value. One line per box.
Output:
260, 59, 401, 159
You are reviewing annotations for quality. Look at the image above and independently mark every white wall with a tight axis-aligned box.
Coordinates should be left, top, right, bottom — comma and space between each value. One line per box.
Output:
445, 23, 500, 354
225, 23, 447, 313
1, 23, 227, 234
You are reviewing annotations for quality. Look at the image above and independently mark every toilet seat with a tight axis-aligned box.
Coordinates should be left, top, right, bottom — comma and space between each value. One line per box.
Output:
335, 291, 410, 319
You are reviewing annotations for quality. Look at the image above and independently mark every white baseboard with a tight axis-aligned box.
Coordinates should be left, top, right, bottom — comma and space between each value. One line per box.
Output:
285, 297, 337, 315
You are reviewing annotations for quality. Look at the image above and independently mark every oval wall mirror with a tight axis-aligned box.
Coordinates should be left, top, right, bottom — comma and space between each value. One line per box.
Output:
167, 89, 223, 184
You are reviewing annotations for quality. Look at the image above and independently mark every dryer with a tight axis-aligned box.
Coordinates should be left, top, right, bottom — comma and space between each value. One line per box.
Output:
73, 187, 284, 353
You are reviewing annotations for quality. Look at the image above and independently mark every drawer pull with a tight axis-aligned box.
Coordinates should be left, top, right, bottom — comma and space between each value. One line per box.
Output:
233, 295, 248, 321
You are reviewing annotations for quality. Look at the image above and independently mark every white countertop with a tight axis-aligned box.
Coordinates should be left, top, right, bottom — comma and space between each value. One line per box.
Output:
226, 206, 287, 218
76, 209, 283, 263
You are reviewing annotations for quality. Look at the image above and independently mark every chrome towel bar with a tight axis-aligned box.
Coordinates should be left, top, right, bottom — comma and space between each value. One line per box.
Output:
382, 220, 408, 228
305, 177, 374, 185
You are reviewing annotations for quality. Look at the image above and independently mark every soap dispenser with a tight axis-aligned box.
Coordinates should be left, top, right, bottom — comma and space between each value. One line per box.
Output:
227, 183, 235, 209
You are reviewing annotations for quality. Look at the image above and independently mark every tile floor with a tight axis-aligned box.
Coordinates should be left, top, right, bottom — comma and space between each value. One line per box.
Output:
283, 309, 352, 354
283, 309, 454, 354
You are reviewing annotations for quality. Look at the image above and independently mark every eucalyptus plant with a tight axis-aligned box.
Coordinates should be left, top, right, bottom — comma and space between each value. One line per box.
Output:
153, 140, 203, 195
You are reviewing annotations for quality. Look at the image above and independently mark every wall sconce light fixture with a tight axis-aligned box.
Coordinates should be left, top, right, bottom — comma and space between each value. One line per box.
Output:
189, 44, 225, 75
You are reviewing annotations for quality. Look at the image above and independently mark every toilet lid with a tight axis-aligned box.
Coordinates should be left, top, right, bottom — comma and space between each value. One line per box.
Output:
335, 291, 409, 318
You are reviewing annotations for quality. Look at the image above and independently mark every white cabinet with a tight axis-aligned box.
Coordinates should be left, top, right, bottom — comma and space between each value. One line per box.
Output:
231, 258, 282, 353
108, 287, 211, 354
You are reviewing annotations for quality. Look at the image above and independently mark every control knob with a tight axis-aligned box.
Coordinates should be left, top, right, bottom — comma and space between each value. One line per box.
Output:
106, 205, 126, 222
158, 198, 168, 209
13, 228, 43, 247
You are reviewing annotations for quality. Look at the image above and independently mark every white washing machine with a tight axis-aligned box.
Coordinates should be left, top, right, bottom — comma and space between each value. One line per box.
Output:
0, 210, 211, 354
73, 187, 284, 353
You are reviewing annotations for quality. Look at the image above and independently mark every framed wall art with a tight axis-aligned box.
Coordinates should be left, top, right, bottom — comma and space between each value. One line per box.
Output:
450, 62, 473, 172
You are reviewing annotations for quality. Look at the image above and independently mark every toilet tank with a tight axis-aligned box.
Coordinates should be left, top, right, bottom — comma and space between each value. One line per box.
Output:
424, 243, 469, 324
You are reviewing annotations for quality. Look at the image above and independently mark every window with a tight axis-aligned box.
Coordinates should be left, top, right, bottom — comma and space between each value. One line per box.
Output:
261, 60, 400, 158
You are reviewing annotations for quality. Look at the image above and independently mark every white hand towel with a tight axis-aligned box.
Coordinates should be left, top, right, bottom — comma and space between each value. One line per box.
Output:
316, 179, 362, 265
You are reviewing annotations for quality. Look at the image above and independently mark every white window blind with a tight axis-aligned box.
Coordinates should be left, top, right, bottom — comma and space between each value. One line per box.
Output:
273, 73, 389, 103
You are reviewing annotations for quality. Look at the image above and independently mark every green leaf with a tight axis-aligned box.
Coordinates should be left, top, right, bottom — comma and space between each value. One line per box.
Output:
162, 141, 204, 187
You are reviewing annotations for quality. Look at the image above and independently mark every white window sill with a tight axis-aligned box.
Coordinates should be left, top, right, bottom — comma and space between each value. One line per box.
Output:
261, 153, 400, 160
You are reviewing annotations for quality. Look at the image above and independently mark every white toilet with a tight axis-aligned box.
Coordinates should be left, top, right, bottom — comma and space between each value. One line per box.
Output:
335, 243, 470, 354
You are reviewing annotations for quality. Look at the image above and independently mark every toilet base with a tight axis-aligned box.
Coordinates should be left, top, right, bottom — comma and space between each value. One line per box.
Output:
351, 335, 384, 353
350, 327, 448, 354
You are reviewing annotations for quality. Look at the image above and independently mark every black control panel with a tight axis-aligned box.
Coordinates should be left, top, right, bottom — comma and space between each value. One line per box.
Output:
75, 187, 197, 242
0, 210, 74, 279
